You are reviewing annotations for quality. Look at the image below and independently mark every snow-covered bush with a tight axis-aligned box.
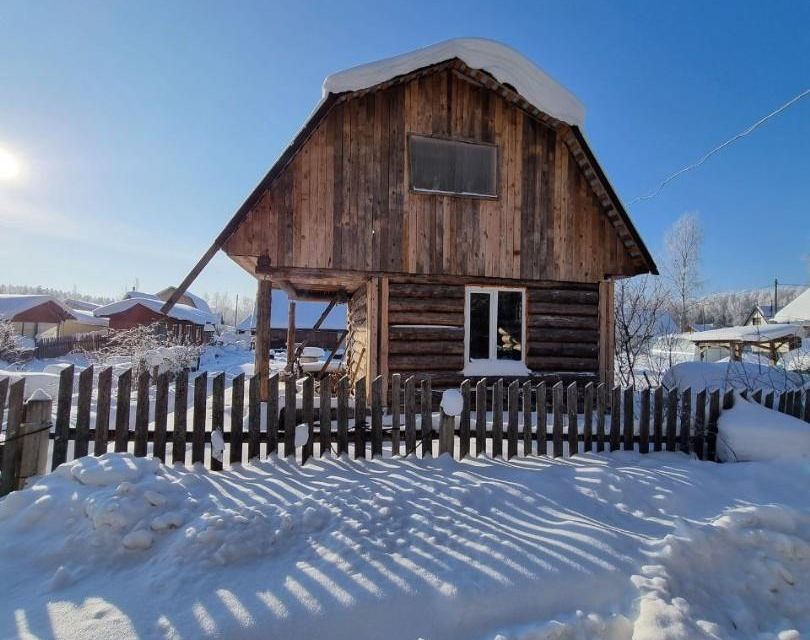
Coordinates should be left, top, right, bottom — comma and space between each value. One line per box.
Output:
0, 318, 34, 364
0, 319, 16, 357
83, 323, 202, 378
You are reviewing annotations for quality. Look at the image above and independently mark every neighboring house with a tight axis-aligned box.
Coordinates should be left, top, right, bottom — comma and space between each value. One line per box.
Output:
64, 298, 102, 313
773, 288, 810, 336
0, 294, 75, 338
39, 308, 110, 338
164, 38, 657, 392
687, 323, 802, 364
94, 297, 214, 343
743, 304, 775, 327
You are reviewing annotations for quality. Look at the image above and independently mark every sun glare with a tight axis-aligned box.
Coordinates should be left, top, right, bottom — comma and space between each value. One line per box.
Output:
0, 147, 21, 181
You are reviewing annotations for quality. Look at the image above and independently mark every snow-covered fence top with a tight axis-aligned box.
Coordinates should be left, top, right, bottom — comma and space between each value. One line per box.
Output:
2, 367, 809, 490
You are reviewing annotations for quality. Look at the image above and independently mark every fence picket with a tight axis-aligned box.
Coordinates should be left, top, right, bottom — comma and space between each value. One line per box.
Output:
475, 378, 487, 456
337, 376, 349, 456
804, 390, 810, 423
319, 377, 331, 457
666, 389, 678, 451
390, 374, 401, 456
94, 367, 113, 455
302, 376, 315, 463
355, 378, 367, 460
791, 391, 802, 419
595, 383, 605, 453
404, 376, 416, 456
623, 387, 634, 451
522, 381, 533, 456
459, 379, 471, 458
371, 376, 383, 458
653, 387, 663, 452
639, 388, 650, 454
582, 382, 593, 453
134, 370, 151, 458
680, 388, 692, 454
230, 373, 244, 464
764, 391, 774, 409
567, 383, 578, 456
113, 368, 131, 455
0, 380, 25, 494
420, 378, 432, 458
609, 386, 621, 452
552, 382, 563, 458
537, 382, 547, 455
777, 391, 786, 413
248, 375, 261, 460
492, 379, 504, 459
52, 365, 75, 467
267, 374, 279, 455
74, 365, 94, 459
694, 389, 707, 459
173, 370, 188, 464
284, 376, 296, 457
0, 377, 8, 434
752, 389, 762, 404
210, 373, 224, 471
707, 390, 720, 461
507, 381, 519, 459
192, 372, 207, 464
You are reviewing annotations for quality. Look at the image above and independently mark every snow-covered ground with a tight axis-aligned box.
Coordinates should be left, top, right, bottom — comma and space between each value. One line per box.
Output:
1, 451, 808, 640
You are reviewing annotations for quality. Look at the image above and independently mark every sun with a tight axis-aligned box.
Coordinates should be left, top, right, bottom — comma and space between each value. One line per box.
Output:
0, 147, 21, 181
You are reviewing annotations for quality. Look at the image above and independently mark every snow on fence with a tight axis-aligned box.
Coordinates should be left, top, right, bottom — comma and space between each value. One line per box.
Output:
34, 332, 107, 359
2, 366, 809, 493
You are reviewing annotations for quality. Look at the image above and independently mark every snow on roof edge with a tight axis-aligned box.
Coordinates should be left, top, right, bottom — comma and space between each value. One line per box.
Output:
323, 38, 585, 127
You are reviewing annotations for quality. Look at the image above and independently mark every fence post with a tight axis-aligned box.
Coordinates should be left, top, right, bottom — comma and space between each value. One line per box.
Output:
0, 381, 27, 495
391, 374, 401, 456
707, 390, 720, 462
552, 382, 564, 458
370, 376, 383, 458
639, 388, 650, 454
507, 381, 519, 459
522, 381, 533, 456
537, 382, 547, 456
438, 389, 461, 457
582, 382, 593, 453
1, 389, 52, 495
680, 388, 692, 454
595, 383, 605, 453
52, 365, 74, 467
623, 387, 634, 451
610, 386, 621, 451
459, 380, 471, 459
475, 378, 487, 456
420, 378, 432, 458
567, 383, 578, 456
492, 379, 504, 458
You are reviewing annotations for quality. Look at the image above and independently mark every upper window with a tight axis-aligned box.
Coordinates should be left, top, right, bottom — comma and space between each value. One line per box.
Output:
409, 135, 497, 198
464, 287, 528, 376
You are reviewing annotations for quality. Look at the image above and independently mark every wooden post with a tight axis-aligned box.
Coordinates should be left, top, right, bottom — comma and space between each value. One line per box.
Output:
0, 381, 25, 495
475, 379, 487, 456
355, 377, 366, 459
595, 383, 606, 453
552, 382, 564, 458
371, 376, 383, 458
652, 387, 663, 452
337, 376, 349, 456
492, 379, 504, 458
94, 367, 113, 455
230, 373, 245, 464
623, 387, 634, 451
135, 370, 151, 458
609, 386, 621, 451
522, 381, 533, 456
582, 382, 593, 453
284, 375, 296, 456
680, 389, 692, 454
154, 372, 170, 462
75, 365, 94, 459
53, 365, 74, 467
173, 370, 189, 464
255, 279, 272, 401
286, 300, 296, 374
114, 368, 132, 454
267, 373, 279, 454
319, 376, 331, 456
460, 380, 471, 459
210, 372, 225, 471
4, 389, 53, 494
639, 388, 650, 454
694, 389, 707, 459
420, 378, 432, 457
537, 382, 547, 455
302, 376, 315, 463
567, 383, 578, 456
391, 374, 402, 456
248, 374, 261, 460
666, 389, 678, 451
404, 376, 416, 456
507, 381, 519, 459
707, 390, 720, 462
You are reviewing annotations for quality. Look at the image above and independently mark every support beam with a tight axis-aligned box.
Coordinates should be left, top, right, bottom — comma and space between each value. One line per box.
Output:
255, 280, 272, 401
286, 301, 296, 374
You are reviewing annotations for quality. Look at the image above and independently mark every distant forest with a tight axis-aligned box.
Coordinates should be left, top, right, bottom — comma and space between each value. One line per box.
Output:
0, 284, 115, 306
695, 285, 805, 327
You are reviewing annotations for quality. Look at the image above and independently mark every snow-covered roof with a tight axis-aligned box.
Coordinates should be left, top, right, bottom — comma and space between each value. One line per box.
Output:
70, 308, 110, 327
324, 38, 585, 127
65, 298, 101, 312
124, 291, 161, 302
686, 323, 802, 344
774, 287, 810, 323
155, 287, 213, 314
94, 297, 215, 326
0, 294, 75, 321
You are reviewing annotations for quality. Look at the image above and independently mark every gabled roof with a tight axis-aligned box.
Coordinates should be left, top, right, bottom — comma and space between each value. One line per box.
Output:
162, 39, 656, 313
95, 297, 215, 326
774, 287, 810, 323
0, 295, 75, 322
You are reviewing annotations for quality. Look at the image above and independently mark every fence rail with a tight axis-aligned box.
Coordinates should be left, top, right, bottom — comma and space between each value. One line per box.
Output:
2, 366, 810, 492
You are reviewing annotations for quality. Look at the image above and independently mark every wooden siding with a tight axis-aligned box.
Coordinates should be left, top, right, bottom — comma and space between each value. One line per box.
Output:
225, 67, 638, 284
346, 285, 368, 387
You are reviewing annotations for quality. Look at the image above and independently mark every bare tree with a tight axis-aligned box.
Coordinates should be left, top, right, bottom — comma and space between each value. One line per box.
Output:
614, 275, 671, 386
665, 212, 703, 331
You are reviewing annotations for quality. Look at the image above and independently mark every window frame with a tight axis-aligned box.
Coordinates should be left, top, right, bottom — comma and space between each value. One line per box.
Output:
407, 133, 500, 200
463, 286, 529, 376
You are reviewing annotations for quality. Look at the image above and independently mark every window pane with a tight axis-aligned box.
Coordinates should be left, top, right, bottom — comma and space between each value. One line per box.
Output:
469, 293, 490, 360
496, 292, 523, 361
410, 136, 496, 197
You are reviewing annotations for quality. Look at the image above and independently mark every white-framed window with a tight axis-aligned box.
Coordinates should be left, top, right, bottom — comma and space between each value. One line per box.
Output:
463, 286, 529, 376
409, 134, 498, 198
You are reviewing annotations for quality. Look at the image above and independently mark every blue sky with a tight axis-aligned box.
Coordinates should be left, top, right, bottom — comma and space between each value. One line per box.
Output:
1, 0, 808, 322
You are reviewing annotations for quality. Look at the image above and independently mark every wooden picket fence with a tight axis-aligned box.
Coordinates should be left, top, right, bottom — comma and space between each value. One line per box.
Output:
35, 333, 107, 359
2, 366, 810, 488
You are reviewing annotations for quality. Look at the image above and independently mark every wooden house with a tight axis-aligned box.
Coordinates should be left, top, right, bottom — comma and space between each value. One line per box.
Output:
94, 297, 212, 343
0, 295, 75, 338
163, 39, 656, 396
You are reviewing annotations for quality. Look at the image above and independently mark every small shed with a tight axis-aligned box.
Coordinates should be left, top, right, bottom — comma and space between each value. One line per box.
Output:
687, 323, 802, 364
0, 295, 75, 338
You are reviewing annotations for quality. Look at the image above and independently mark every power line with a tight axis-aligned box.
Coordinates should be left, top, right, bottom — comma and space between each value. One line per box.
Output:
630, 88, 810, 205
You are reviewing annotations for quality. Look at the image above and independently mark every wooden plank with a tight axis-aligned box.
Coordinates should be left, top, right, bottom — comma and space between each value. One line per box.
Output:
153, 372, 169, 463
0, 377, 7, 439
492, 379, 504, 458
94, 367, 113, 455
188, 373, 206, 464
680, 388, 691, 454
420, 377, 432, 457
804, 389, 810, 423
752, 389, 763, 404
582, 382, 593, 452
390, 373, 401, 455
134, 370, 151, 458
404, 376, 417, 455
609, 385, 621, 451
113, 368, 131, 455
284, 375, 296, 457
52, 365, 75, 467
371, 376, 383, 458
595, 383, 605, 453
522, 381, 533, 456
764, 391, 774, 409
210, 372, 224, 470
652, 387, 664, 452
536, 382, 547, 455
337, 376, 349, 456
74, 365, 94, 459
666, 389, 678, 451
694, 389, 706, 459
172, 370, 188, 464
792, 390, 803, 419
354, 377, 367, 459
255, 279, 272, 400
248, 374, 261, 460
507, 380, 519, 459
459, 379, 471, 458
267, 374, 279, 455
0, 380, 25, 494
623, 387, 634, 451
475, 378, 487, 456
319, 376, 331, 456
552, 382, 563, 457
302, 376, 315, 463
230, 373, 244, 464
639, 388, 650, 454
566, 382, 578, 456
707, 389, 720, 461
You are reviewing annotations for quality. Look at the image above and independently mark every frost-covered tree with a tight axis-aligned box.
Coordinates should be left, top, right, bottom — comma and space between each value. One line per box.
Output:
0, 319, 18, 359
664, 213, 703, 331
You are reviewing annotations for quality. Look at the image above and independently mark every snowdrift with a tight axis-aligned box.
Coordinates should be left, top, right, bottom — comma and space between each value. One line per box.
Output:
662, 360, 807, 393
